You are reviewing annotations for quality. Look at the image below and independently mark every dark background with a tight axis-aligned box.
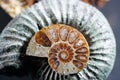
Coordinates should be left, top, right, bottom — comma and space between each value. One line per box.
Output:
0, 0, 120, 80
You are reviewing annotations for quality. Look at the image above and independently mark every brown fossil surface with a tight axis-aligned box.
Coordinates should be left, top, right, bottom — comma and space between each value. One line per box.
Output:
0, 0, 36, 17
81, 0, 109, 7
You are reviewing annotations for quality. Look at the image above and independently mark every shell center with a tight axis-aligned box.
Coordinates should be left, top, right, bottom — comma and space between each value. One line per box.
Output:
59, 51, 68, 60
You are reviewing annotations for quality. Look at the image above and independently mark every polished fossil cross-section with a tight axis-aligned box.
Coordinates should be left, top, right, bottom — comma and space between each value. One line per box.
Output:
26, 24, 90, 75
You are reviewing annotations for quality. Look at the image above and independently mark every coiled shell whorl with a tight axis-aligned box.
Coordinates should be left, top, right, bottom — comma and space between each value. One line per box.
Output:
0, 0, 116, 80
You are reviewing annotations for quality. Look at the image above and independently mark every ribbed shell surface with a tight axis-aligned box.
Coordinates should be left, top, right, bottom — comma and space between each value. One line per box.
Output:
0, 0, 116, 80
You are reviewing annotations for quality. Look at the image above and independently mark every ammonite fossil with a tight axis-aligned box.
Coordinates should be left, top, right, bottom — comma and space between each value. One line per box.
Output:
0, 0, 108, 18
26, 24, 90, 75
0, 0, 116, 80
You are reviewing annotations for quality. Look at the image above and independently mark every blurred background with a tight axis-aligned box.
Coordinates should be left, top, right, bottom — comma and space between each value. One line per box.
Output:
0, 0, 120, 80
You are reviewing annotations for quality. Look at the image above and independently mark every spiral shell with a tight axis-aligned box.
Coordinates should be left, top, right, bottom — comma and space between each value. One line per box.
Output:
26, 24, 90, 75
0, 0, 116, 80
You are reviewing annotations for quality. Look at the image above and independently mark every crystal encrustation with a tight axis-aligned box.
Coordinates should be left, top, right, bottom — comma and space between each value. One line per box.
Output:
26, 24, 90, 75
